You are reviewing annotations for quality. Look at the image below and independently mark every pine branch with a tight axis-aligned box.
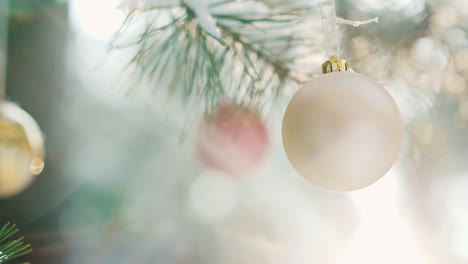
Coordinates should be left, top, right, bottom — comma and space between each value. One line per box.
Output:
110, 0, 317, 112
0, 223, 31, 264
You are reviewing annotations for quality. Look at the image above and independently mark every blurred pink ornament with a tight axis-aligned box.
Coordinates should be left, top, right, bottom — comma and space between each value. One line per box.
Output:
196, 103, 269, 175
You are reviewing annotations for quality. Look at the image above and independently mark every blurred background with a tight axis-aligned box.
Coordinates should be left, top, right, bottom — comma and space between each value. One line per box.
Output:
1, 0, 468, 263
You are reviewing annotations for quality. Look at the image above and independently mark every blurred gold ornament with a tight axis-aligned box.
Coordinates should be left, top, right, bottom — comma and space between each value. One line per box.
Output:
282, 56, 403, 192
0, 102, 45, 198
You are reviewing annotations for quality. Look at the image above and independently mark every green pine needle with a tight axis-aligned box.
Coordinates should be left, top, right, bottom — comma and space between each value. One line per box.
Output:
0, 223, 32, 264
110, 0, 319, 113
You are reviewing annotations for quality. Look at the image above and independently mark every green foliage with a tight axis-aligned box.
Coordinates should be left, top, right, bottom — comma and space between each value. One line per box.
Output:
8, 0, 68, 16
0, 223, 31, 264
110, 0, 319, 113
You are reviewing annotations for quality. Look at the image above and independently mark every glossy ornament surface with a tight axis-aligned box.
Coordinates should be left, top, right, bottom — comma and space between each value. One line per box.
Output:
282, 71, 402, 191
0, 102, 45, 198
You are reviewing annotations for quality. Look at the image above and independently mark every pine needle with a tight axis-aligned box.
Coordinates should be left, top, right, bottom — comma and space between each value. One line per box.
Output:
109, 0, 318, 113
0, 223, 31, 264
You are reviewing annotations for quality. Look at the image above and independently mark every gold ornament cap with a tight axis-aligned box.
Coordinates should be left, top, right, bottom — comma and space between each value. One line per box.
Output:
322, 55, 350, 74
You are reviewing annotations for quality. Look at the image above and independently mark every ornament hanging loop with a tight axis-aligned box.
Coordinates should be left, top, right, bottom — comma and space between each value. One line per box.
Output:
319, 0, 340, 58
319, 0, 379, 58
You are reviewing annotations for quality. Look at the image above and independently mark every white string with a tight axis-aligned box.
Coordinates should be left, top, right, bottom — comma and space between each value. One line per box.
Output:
319, 0, 378, 58
319, 0, 339, 57
332, 16, 379, 27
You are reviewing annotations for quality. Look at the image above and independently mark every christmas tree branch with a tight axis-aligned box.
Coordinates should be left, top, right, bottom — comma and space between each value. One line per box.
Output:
0, 223, 31, 264
219, 24, 300, 83
110, 0, 316, 111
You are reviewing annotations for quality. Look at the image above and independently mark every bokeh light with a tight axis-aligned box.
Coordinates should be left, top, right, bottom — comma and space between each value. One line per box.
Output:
189, 170, 240, 223
69, 0, 125, 40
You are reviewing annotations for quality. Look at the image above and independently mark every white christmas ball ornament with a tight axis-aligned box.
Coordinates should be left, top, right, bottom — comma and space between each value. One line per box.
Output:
282, 57, 402, 192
